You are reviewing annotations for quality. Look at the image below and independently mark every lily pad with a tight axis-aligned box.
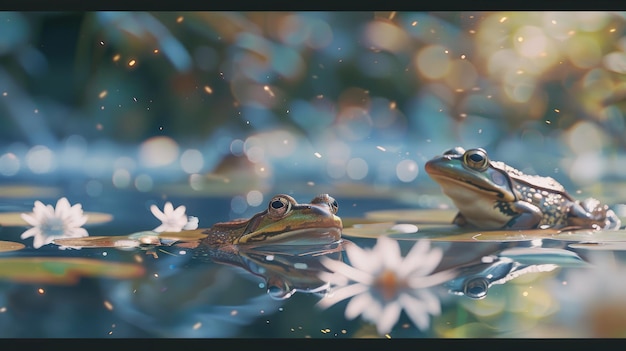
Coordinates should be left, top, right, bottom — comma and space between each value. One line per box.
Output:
0, 212, 113, 226
0, 185, 60, 198
364, 209, 457, 223
0, 257, 145, 284
0, 240, 25, 252
53, 229, 208, 249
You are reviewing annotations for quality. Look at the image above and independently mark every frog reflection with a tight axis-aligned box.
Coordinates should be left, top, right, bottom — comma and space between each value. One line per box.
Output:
445, 247, 589, 299
192, 240, 347, 299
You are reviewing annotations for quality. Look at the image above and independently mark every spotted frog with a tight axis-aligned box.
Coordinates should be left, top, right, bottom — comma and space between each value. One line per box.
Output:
197, 194, 343, 248
424, 147, 621, 230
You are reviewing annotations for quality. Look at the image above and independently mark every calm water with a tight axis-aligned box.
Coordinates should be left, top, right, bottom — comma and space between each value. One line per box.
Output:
0, 185, 624, 338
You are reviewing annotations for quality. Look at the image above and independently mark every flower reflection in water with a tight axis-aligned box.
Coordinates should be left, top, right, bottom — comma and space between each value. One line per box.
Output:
20, 197, 88, 248
316, 237, 456, 335
150, 201, 198, 232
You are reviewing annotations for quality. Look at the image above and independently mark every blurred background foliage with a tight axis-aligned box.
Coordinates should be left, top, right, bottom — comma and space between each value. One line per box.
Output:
1, 11, 626, 210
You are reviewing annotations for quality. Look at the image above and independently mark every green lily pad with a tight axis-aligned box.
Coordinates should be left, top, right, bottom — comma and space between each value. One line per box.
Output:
0, 240, 25, 252
0, 257, 144, 284
568, 242, 626, 251
0, 212, 113, 226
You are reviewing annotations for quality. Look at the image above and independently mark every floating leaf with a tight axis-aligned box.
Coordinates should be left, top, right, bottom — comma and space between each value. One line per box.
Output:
0, 240, 25, 252
54, 229, 208, 249
0, 211, 113, 226
0, 185, 60, 198
364, 209, 457, 223
0, 257, 144, 284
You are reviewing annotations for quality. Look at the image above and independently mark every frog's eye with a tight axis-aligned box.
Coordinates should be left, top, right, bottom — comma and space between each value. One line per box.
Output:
311, 194, 339, 214
463, 148, 490, 171
268, 195, 292, 218
329, 199, 339, 214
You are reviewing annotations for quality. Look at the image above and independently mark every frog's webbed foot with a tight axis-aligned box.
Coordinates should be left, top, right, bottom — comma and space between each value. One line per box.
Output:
568, 198, 622, 230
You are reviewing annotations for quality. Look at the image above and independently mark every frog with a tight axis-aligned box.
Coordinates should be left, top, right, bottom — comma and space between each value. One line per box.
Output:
424, 146, 621, 230
197, 194, 343, 248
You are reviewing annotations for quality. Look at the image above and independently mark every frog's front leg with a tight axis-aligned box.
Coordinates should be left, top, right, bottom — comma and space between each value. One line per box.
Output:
502, 200, 544, 229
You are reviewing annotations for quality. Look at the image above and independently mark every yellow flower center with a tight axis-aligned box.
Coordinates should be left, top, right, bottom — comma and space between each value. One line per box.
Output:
373, 269, 407, 302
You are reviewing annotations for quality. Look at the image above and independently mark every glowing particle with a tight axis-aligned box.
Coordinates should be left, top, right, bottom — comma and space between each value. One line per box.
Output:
231, 310, 238, 316
376, 145, 386, 152
314, 152, 322, 158
610, 28, 616, 33
2, 92, 6, 96
444, 49, 449, 54
153, 49, 159, 54
522, 291, 529, 297
38, 288, 44, 294
102, 251, 107, 256
460, 54, 466, 59
103, 300, 114, 311
154, 273, 159, 278
112, 54, 121, 62
99, 41, 105, 46
263, 85, 275, 97
0, 307, 6, 313
517, 36, 524, 42
411, 21, 418, 26
554, 108, 560, 113
562, 281, 568, 285
388, 11, 396, 20
469, 29, 476, 34
307, 181, 315, 186
551, 20, 557, 24
176, 16, 184, 23
193, 322, 202, 330
128, 59, 136, 67
341, 330, 347, 334
546, 120, 551, 124
98, 90, 108, 99
178, 250, 187, 255
389, 101, 397, 109
385, 334, 391, 339
34, 109, 38, 113
499, 16, 508, 23
316, 94, 324, 99
204, 86, 213, 94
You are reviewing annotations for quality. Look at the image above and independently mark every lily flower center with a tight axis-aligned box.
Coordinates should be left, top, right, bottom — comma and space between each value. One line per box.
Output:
373, 269, 408, 302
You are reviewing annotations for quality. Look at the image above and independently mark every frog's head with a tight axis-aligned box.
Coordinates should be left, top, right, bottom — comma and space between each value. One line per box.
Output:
425, 147, 516, 202
201, 194, 342, 247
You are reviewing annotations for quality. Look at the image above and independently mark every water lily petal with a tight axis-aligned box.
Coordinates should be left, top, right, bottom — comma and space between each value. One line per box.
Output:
319, 256, 373, 285
183, 216, 199, 230
20, 227, 40, 239
163, 202, 174, 215
54, 197, 71, 218
171, 204, 186, 218
344, 241, 380, 274
21, 212, 40, 227
150, 204, 166, 222
374, 236, 402, 270
316, 283, 369, 309
344, 290, 374, 320
398, 293, 430, 331
375, 300, 402, 335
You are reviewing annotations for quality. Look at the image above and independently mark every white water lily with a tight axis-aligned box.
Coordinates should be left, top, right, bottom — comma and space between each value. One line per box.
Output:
20, 197, 89, 249
317, 236, 455, 335
150, 201, 198, 232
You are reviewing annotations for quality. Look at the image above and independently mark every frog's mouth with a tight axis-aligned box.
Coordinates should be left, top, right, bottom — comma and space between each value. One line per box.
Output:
236, 226, 342, 246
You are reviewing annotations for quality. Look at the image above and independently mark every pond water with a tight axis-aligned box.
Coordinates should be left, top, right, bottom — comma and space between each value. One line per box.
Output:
0, 182, 625, 338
